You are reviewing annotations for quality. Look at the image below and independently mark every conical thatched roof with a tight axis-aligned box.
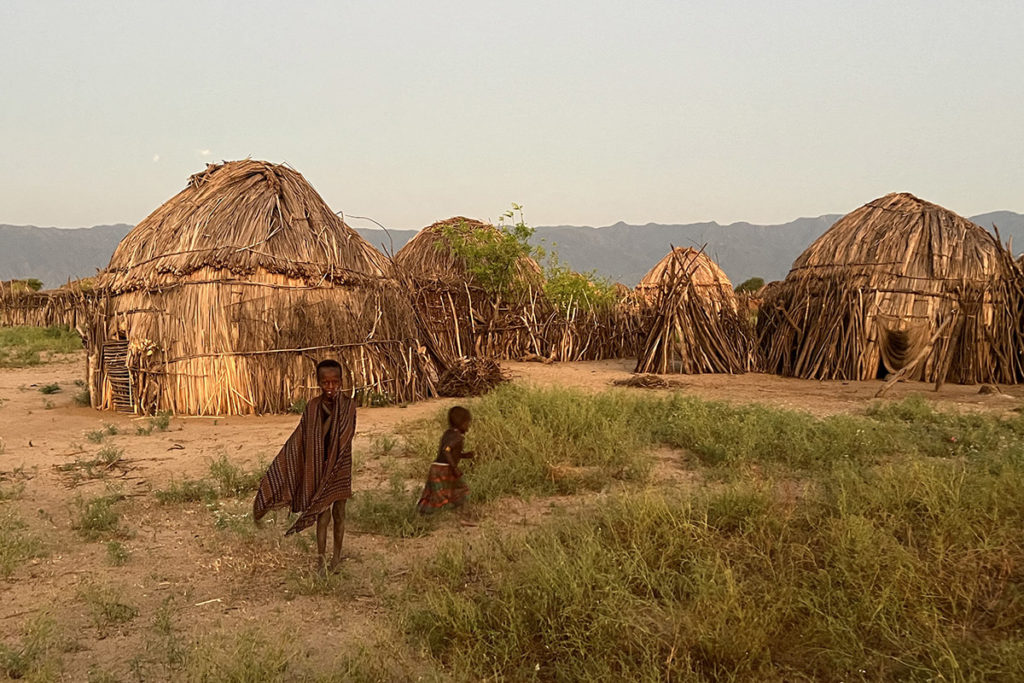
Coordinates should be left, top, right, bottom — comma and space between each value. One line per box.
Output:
395, 217, 543, 286
103, 160, 390, 293
635, 248, 735, 308
787, 192, 1001, 286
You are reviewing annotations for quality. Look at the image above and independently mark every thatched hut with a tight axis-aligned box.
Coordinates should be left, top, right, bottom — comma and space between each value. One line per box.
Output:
88, 160, 435, 415
758, 192, 1013, 384
634, 248, 752, 374
634, 247, 737, 311
395, 217, 548, 362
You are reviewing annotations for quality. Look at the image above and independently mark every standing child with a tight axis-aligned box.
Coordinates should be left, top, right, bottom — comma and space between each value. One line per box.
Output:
253, 359, 355, 571
417, 406, 475, 514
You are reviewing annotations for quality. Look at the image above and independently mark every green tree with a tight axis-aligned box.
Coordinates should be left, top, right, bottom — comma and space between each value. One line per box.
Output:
735, 277, 764, 294
438, 205, 542, 298
544, 252, 617, 314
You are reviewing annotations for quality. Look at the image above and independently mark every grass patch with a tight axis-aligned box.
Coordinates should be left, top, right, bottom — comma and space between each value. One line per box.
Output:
72, 493, 126, 541
106, 540, 130, 566
0, 326, 82, 367
38, 382, 61, 395
348, 475, 435, 538
0, 509, 44, 578
180, 630, 297, 682
154, 454, 263, 505
398, 387, 1024, 503
288, 397, 307, 414
404, 452, 1024, 681
78, 584, 139, 634
0, 615, 72, 681
85, 423, 118, 444
135, 411, 171, 435
56, 445, 125, 483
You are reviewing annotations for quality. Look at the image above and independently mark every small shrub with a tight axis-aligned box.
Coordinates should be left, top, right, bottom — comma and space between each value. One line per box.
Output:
154, 478, 219, 504
288, 398, 307, 414
208, 454, 263, 497
0, 615, 69, 680
151, 411, 172, 431
72, 493, 125, 541
348, 475, 434, 538
0, 509, 44, 578
105, 540, 130, 566
42, 399, 54, 410
735, 276, 765, 293
73, 388, 91, 407
79, 584, 138, 633
38, 383, 61, 395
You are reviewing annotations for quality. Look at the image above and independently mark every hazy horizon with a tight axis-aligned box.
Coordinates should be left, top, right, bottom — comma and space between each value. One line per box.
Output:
2, 1, 1022, 231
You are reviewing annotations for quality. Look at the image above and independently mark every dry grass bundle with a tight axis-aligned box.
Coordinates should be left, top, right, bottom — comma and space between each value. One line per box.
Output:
88, 160, 435, 415
436, 357, 509, 397
635, 248, 753, 375
395, 217, 549, 363
611, 374, 685, 389
759, 193, 1014, 384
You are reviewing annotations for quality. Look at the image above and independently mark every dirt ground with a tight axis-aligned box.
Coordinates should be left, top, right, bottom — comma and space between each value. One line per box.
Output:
1, 353, 1021, 680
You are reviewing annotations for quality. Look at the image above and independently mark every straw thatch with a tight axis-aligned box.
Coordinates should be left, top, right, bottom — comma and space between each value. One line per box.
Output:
634, 247, 753, 374
634, 247, 737, 311
395, 217, 549, 362
758, 192, 1014, 384
88, 160, 435, 415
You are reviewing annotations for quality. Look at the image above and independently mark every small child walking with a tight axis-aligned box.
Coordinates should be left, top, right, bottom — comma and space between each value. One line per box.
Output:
417, 406, 475, 514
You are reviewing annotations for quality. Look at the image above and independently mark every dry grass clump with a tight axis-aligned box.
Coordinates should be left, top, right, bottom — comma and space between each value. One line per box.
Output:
612, 374, 686, 389
436, 358, 509, 397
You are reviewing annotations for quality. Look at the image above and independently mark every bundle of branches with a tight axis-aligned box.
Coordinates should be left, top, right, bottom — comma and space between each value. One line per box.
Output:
612, 374, 685, 389
437, 357, 509, 397
635, 248, 755, 375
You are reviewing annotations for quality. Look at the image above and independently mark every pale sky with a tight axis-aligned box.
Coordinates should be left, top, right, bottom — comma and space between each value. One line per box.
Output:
1, 0, 1022, 231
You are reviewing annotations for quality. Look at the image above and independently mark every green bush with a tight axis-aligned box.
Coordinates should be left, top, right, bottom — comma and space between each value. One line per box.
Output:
438, 206, 542, 297
0, 326, 82, 367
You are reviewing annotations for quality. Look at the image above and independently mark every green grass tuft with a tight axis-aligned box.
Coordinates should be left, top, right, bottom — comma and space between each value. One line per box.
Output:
105, 540, 130, 566
38, 382, 61, 395
348, 475, 435, 538
72, 493, 126, 541
0, 326, 82, 367
0, 509, 44, 579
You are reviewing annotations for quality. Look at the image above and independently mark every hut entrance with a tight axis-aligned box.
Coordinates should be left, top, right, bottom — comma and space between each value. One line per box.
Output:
102, 338, 134, 413
876, 321, 930, 379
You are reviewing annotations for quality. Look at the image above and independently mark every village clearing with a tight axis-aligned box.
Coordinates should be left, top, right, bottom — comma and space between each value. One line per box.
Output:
2, 348, 1024, 681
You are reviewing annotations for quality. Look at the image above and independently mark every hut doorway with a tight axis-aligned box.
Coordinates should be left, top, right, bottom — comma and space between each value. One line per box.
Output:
102, 338, 134, 413
876, 321, 930, 379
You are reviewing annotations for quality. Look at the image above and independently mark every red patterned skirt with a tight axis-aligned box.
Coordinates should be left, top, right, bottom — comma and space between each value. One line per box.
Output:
417, 463, 469, 514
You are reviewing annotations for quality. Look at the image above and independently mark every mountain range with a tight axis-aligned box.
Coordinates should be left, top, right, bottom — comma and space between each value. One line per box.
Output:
4, 211, 1024, 290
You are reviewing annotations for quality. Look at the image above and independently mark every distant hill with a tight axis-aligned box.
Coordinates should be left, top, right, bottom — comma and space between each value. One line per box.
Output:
4, 211, 1024, 289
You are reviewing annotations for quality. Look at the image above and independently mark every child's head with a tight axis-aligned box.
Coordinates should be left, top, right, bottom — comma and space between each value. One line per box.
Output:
316, 359, 343, 400
448, 406, 471, 432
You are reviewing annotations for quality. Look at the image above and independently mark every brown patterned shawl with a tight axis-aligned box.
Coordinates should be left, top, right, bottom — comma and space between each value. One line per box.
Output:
252, 395, 356, 535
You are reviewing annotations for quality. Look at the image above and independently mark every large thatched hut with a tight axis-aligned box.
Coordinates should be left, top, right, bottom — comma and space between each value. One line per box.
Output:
88, 160, 435, 415
759, 192, 1013, 384
633, 247, 751, 374
395, 217, 548, 362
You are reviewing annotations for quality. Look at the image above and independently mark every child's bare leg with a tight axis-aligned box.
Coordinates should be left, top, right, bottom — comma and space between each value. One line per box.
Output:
316, 509, 332, 569
329, 500, 347, 570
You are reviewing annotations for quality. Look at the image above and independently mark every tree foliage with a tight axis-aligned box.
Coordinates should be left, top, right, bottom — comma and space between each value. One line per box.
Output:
735, 277, 764, 294
438, 205, 541, 298
544, 253, 618, 314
